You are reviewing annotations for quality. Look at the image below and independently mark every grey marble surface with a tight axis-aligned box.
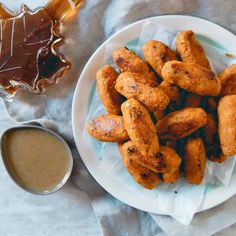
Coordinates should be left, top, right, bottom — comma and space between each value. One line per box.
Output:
0, 100, 100, 236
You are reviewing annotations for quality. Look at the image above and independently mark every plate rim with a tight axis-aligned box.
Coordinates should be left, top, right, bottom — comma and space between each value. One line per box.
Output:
72, 15, 236, 215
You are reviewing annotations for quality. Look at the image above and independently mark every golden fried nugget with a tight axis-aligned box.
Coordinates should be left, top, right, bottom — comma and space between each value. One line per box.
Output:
176, 30, 211, 70
88, 114, 129, 142
219, 64, 236, 96
121, 98, 159, 156
202, 113, 227, 163
218, 95, 236, 155
184, 93, 201, 108
118, 143, 160, 190
162, 140, 177, 149
162, 168, 181, 184
113, 47, 156, 83
161, 61, 221, 96
206, 97, 218, 112
159, 81, 180, 103
208, 152, 227, 163
143, 40, 177, 77
115, 72, 169, 111
154, 110, 166, 121
96, 65, 123, 114
156, 107, 207, 140
184, 137, 206, 185
120, 141, 181, 173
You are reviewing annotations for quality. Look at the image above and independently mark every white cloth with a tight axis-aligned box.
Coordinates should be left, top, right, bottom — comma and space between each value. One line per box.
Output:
2, 0, 236, 235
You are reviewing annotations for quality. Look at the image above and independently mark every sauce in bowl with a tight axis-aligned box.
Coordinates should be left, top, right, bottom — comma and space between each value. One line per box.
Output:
1, 126, 73, 194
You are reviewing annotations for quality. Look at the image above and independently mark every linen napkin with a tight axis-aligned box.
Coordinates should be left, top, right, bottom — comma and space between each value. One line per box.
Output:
2, 0, 236, 235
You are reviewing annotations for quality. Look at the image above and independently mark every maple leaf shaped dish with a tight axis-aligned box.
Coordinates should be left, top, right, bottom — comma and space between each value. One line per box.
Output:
0, 3, 71, 100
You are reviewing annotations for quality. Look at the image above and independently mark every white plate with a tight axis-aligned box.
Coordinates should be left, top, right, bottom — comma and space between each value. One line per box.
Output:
72, 15, 236, 214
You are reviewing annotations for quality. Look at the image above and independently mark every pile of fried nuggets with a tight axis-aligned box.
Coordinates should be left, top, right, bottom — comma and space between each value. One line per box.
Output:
88, 30, 236, 190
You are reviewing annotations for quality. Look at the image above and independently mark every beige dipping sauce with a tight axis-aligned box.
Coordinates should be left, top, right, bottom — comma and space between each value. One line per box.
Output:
4, 129, 71, 193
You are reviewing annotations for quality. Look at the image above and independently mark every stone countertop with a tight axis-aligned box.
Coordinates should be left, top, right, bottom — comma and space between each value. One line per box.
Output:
0, 100, 100, 236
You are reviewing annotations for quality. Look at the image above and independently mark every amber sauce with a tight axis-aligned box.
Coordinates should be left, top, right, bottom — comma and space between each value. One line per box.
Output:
0, 0, 81, 95
4, 129, 71, 192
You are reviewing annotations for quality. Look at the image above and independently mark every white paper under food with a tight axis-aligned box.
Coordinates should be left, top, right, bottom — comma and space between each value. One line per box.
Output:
83, 21, 236, 225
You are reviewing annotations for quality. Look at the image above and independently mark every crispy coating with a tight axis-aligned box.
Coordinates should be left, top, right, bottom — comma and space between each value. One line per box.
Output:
121, 98, 159, 156
219, 64, 236, 96
176, 30, 211, 70
156, 107, 207, 140
156, 107, 208, 139
159, 81, 180, 104
162, 168, 181, 184
154, 110, 166, 121
118, 143, 160, 190
218, 95, 236, 155
88, 114, 129, 142
206, 97, 218, 112
115, 72, 169, 111
202, 113, 227, 163
184, 93, 201, 108
96, 65, 123, 114
161, 61, 221, 96
143, 40, 177, 77
184, 137, 206, 185
113, 47, 156, 83
120, 141, 181, 173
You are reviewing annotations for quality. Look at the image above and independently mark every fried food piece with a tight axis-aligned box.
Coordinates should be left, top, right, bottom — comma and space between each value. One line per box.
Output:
88, 114, 129, 142
159, 81, 180, 104
161, 61, 221, 96
184, 137, 206, 185
206, 97, 218, 112
115, 72, 169, 111
96, 65, 123, 114
218, 95, 236, 155
208, 152, 227, 163
118, 143, 160, 190
162, 140, 177, 149
154, 110, 165, 121
113, 47, 156, 83
120, 141, 181, 173
143, 40, 177, 77
203, 113, 227, 163
156, 107, 207, 140
184, 93, 201, 108
121, 98, 159, 156
176, 30, 211, 70
162, 168, 181, 184
219, 64, 236, 96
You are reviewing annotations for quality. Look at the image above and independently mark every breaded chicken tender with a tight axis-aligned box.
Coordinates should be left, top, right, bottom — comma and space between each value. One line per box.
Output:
121, 98, 159, 156
176, 30, 211, 70
120, 141, 181, 173
156, 107, 207, 140
118, 143, 160, 189
184, 137, 206, 185
96, 65, 123, 114
184, 93, 201, 108
113, 47, 156, 83
143, 40, 177, 77
88, 114, 129, 142
115, 72, 169, 111
219, 64, 236, 96
203, 113, 227, 163
218, 95, 236, 155
162, 168, 181, 184
161, 61, 221, 96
